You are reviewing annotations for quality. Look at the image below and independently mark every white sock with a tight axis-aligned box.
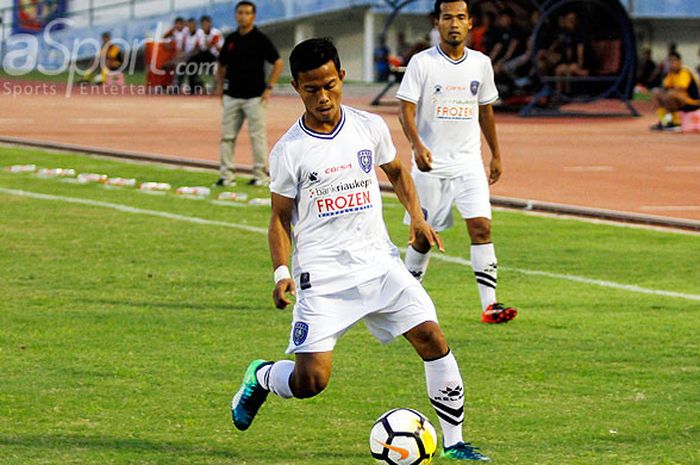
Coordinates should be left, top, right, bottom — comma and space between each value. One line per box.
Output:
424, 351, 464, 447
470, 243, 497, 310
404, 245, 431, 282
256, 360, 294, 399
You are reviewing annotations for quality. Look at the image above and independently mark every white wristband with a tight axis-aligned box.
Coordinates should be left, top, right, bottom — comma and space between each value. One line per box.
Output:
273, 265, 291, 284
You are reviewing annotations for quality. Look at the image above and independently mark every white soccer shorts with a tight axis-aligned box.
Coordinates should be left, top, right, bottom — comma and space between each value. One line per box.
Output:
404, 167, 492, 232
285, 259, 438, 354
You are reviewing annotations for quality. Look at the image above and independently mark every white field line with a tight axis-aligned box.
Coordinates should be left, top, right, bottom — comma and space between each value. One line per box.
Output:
2, 187, 699, 303
0, 187, 266, 234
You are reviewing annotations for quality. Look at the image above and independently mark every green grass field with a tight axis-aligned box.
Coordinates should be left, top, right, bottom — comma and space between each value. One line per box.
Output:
1, 146, 699, 465
1, 70, 148, 86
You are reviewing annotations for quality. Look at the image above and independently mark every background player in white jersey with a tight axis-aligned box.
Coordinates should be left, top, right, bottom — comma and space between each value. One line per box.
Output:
397, 0, 517, 324
230, 38, 491, 461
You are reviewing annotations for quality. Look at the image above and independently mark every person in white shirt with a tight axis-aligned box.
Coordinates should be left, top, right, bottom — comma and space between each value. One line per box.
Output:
163, 17, 189, 89
196, 15, 223, 57
183, 15, 223, 94
397, 0, 517, 324
163, 17, 188, 53
183, 17, 199, 54
230, 38, 491, 462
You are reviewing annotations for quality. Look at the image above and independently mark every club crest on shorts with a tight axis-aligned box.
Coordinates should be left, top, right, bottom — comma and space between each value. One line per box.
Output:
470, 80, 480, 96
293, 322, 309, 346
357, 149, 373, 173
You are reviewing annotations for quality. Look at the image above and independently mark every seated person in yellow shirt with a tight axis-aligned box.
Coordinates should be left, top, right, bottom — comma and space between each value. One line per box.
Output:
651, 52, 700, 131
80, 32, 124, 85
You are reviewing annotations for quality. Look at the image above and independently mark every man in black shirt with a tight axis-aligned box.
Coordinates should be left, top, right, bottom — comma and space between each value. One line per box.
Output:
214, 0, 283, 187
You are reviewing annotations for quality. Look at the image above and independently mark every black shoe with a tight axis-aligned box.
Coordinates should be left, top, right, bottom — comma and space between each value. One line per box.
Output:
213, 178, 235, 187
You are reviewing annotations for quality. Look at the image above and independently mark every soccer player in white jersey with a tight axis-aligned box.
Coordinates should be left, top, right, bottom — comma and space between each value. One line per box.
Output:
230, 38, 491, 462
397, 0, 517, 324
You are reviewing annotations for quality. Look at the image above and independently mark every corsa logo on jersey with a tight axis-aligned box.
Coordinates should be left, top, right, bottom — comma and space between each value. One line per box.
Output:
316, 190, 372, 217
324, 163, 352, 174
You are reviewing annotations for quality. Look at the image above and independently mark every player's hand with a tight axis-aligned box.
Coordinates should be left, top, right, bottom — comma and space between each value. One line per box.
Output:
414, 145, 433, 172
261, 88, 272, 103
409, 219, 444, 253
272, 278, 296, 309
489, 157, 503, 185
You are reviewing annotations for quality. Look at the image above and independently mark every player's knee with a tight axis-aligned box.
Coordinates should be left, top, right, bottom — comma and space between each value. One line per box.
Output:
468, 220, 491, 243
407, 322, 448, 360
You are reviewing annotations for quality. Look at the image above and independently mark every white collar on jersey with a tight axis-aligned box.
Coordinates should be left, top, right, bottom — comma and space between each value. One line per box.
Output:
435, 45, 468, 65
298, 107, 346, 140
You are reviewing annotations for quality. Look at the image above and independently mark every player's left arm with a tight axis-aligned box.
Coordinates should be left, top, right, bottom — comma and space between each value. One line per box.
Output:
478, 103, 503, 185
381, 158, 444, 252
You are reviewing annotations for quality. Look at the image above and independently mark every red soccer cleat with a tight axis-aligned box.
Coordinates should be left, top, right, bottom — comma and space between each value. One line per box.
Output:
481, 302, 518, 324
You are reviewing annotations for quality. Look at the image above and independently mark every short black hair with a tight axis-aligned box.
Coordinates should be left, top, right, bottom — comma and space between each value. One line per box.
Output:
174, 16, 184, 23
434, 0, 470, 18
290, 38, 341, 81
669, 51, 682, 60
200, 15, 212, 23
236, 1, 256, 14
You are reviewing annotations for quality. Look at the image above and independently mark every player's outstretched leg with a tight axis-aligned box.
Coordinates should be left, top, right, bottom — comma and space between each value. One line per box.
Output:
405, 322, 491, 461
231, 359, 273, 430
231, 359, 295, 430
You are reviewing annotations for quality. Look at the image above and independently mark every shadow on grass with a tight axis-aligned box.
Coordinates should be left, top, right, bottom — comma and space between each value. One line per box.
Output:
0, 434, 238, 459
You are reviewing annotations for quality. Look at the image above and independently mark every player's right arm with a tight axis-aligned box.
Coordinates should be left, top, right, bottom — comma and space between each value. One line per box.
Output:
269, 193, 296, 309
398, 100, 432, 172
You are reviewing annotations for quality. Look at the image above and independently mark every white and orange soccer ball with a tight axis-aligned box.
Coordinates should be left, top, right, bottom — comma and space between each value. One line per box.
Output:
369, 408, 437, 465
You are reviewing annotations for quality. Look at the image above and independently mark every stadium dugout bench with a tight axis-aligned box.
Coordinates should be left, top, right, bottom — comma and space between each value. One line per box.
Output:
521, 39, 639, 117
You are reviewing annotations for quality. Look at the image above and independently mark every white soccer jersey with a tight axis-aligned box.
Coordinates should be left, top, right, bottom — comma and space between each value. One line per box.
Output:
171, 28, 188, 53
184, 31, 199, 53
396, 46, 498, 178
197, 27, 223, 56
270, 106, 399, 296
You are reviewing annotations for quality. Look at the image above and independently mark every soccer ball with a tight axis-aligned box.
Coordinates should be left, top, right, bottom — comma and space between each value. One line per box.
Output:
369, 408, 438, 465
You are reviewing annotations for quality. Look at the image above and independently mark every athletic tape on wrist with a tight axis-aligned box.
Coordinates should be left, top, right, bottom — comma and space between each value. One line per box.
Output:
274, 265, 291, 284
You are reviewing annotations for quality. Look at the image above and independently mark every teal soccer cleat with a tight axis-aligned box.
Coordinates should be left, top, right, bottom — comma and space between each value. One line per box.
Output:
441, 442, 491, 461
231, 359, 272, 431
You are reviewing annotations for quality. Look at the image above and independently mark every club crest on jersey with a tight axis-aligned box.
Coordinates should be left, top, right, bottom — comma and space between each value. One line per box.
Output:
434, 84, 443, 95
357, 150, 373, 173
470, 80, 480, 95
293, 322, 309, 346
